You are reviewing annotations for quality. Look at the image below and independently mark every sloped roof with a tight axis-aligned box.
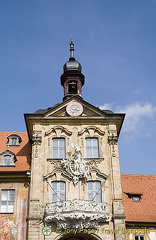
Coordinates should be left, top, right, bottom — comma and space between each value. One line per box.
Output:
25, 96, 125, 141
0, 132, 31, 172
121, 174, 156, 222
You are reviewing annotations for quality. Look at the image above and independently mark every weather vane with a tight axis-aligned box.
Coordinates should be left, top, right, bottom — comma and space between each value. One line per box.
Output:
70, 34, 73, 42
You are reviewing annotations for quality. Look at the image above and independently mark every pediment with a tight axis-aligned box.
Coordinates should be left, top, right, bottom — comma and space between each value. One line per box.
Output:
0, 149, 15, 156
43, 97, 109, 118
25, 96, 125, 140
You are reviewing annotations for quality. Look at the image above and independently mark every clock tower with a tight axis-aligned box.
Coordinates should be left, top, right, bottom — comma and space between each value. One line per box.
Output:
61, 42, 85, 101
25, 42, 126, 240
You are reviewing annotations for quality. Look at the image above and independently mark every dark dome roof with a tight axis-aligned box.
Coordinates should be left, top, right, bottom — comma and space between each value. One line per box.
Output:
63, 41, 82, 73
63, 60, 82, 72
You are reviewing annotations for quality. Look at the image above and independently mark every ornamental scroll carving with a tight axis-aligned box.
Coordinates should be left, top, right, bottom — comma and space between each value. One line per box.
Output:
47, 144, 105, 183
45, 126, 72, 137
61, 144, 90, 185
44, 200, 110, 228
78, 126, 105, 136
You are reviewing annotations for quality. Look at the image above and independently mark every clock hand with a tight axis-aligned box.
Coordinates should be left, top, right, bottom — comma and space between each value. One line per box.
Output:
72, 106, 79, 113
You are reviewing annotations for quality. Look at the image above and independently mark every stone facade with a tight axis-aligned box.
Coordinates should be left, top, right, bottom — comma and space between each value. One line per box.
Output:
25, 96, 126, 240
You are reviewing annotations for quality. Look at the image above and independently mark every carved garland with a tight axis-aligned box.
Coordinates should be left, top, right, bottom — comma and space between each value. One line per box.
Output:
108, 133, 118, 157
32, 132, 42, 158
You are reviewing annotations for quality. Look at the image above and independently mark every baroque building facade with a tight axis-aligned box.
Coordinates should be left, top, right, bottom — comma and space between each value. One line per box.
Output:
25, 42, 126, 240
0, 42, 156, 240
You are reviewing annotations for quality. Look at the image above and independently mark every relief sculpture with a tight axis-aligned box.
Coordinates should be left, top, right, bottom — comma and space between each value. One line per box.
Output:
61, 144, 90, 185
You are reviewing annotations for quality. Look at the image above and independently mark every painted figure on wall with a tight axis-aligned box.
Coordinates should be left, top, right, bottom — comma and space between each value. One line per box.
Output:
0, 215, 17, 240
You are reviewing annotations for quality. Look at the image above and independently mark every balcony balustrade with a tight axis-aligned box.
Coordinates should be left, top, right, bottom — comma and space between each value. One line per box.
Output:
44, 199, 110, 228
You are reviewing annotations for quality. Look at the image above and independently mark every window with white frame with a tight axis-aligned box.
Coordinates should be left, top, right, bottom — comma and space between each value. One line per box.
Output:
135, 236, 145, 240
0, 150, 15, 166
3, 155, 12, 165
11, 138, 18, 145
132, 195, 141, 202
86, 138, 99, 158
52, 181, 66, 202
52, 138, 66, 158
7, 134, 21, 146
0, 189, 15, 213
87, 181, 102, 202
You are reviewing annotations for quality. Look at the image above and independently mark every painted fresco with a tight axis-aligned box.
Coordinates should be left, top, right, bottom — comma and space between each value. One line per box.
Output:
0, 182, 28, 240
0, 215, 17, 240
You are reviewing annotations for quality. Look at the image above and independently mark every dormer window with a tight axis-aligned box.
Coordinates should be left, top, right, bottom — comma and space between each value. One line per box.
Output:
7, 134, 22, 146
125, 193, 142, 202
0, 150, 16, 167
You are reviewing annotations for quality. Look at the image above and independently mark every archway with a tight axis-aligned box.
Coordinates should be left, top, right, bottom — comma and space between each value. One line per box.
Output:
58, 233, 101, 240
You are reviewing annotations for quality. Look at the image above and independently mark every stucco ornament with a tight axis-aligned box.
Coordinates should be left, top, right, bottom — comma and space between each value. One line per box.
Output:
44, 200, 110, 228
61, 144, 90, 185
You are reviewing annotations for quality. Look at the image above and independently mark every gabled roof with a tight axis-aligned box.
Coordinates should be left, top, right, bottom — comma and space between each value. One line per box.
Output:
25, 96, 125, 140
0, 132, 31, 172
121, 174, 156, 223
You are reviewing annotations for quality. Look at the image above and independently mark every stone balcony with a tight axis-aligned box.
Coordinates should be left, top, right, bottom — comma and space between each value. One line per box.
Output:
44, 199, 110, 228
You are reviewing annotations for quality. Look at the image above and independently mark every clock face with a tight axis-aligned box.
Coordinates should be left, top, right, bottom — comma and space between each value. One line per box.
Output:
66, 102, 83, 116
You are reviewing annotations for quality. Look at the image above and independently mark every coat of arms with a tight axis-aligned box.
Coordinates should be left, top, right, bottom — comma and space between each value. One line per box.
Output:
61, 144, 90, 185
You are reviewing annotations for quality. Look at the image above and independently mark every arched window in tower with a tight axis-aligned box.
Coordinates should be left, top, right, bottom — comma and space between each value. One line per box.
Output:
68, 81, 77, 94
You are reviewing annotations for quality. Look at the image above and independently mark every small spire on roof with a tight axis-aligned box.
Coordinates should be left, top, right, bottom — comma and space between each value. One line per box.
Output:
69, 41, 75, 61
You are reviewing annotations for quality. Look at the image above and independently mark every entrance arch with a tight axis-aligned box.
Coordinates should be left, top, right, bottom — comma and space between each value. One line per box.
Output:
58, 233, 102, 240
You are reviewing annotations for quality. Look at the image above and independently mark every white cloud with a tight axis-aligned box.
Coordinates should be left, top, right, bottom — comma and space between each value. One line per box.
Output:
99, 102, 156, 134
99, 103, 114, 110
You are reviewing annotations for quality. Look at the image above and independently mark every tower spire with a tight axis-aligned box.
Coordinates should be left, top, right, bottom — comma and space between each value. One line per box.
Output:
69, 41, 75, 61
60, 42, 85, 101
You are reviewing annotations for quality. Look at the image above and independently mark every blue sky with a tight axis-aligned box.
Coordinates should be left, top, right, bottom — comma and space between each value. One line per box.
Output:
0, 0, 156, 175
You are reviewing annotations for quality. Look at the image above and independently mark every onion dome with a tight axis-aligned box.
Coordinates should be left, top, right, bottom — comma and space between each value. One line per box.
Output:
60, 42, 85, 101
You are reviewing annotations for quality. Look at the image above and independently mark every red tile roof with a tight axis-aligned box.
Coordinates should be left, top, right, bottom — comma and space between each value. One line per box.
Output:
1, 132, 156, 222
0, 132, 31, 172
121, 174, 156, 222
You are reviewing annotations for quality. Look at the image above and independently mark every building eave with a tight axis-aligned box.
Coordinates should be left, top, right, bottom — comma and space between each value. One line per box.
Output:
0, 171, 30, 182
